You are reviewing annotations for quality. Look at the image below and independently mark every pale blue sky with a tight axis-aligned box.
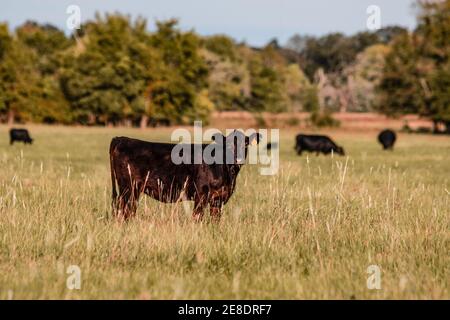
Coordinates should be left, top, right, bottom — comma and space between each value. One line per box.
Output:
2, 0, 417, 46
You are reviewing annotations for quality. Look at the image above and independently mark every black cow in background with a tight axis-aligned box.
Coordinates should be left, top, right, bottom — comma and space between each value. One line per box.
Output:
295, 134, 345, 156
378, 129, 396, 150
10, 128, 33, 145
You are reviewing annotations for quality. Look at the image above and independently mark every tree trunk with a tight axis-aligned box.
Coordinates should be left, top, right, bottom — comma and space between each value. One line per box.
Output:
124, 119, 132, 127
88, 113, 96, 126
339, 92, 348, 113
140, 115, 149, 129
7, 109, 14, 125
432, 120, 441, 134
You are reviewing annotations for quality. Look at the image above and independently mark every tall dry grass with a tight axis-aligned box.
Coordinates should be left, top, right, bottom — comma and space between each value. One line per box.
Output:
0, 125, 448, 299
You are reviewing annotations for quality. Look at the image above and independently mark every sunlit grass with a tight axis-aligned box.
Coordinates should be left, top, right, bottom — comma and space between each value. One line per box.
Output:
0, 125, 448, 299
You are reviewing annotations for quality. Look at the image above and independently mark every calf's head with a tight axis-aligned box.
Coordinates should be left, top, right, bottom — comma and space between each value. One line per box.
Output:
212, 130, 261, 164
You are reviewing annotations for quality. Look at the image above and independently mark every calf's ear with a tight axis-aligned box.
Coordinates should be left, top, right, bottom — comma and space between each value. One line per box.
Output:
212, 133, 225, 144
247, 133, 261, 146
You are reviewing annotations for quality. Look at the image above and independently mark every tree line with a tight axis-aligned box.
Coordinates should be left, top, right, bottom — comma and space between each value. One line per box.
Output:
0, 0, 449, 132
0, 15, 318, 127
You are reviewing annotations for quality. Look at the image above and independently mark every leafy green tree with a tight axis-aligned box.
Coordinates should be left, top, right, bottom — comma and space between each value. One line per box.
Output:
150, 20, 208, 89
376, 33, 425, 116
416, 0, 450, 132
343, 44, 390, 112
377, 0, 450, 132
287, 28, 401, 81
429, 62, 450, 131
147, 19, 211, 124
298, 33, 376, 79
0, 23, 16, 123
302, 86, 320, 112
283, 63, 316, 111
0, 23, 55, 123
247, 49, 287, 113
17, 21, 71, 55
202, 47, 249, 111
375, 26, 408, 43
14, 22, 72, 123
0, 23, 11, 60
61, 14, 159, 126
203, 35, 237, 62
16, 21, 72, 74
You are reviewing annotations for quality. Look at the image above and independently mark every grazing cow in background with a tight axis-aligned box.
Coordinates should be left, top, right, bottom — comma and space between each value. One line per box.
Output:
109, 130, 261, 222
295, 134, 345, 156
9, 128, 33, 145
378, 129, 396, 150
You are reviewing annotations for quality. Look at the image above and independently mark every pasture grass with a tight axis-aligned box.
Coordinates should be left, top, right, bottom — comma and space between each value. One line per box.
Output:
0, 125, 448, 299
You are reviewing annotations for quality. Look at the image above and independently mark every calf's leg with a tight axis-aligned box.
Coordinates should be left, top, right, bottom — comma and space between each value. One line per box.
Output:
116, 179, 141, 221
209, 205, 222, 223
192, 196, 206, 222
209, 197, 223, 222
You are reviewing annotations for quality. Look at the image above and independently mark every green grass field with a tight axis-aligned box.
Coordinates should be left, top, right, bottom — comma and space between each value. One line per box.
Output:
0, 125, 448, 299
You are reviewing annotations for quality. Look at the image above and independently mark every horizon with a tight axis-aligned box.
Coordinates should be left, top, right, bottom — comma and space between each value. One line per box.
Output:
2, 0, 417, 46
